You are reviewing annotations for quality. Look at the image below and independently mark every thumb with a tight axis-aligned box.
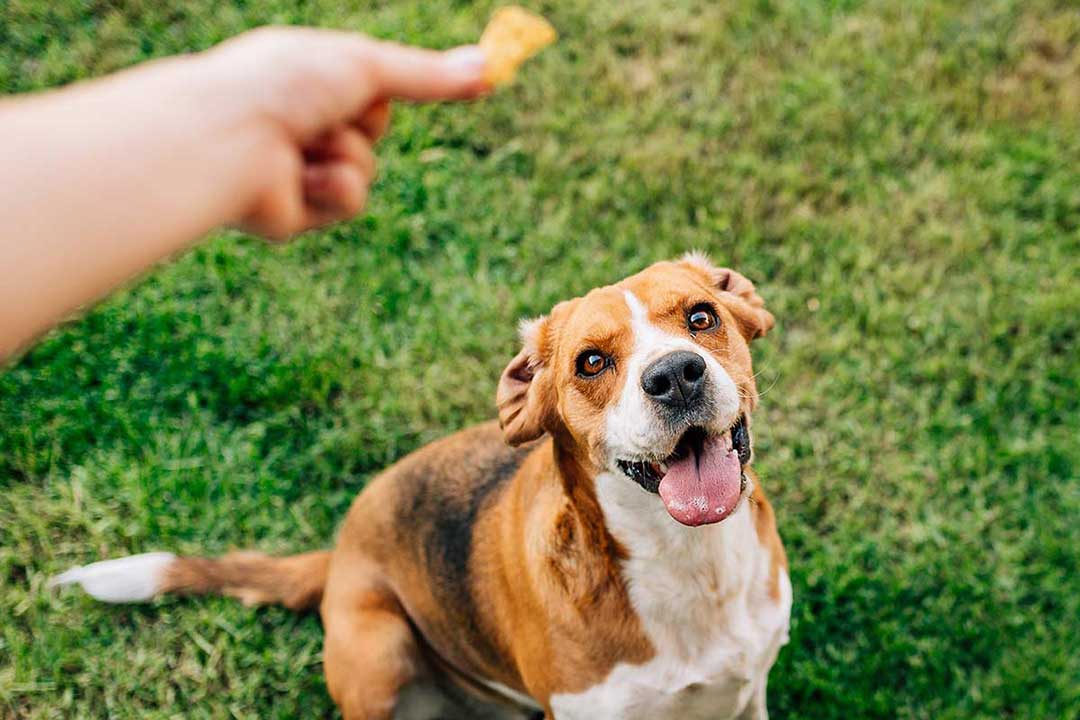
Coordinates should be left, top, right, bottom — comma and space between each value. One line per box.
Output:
364, 42, 490, 102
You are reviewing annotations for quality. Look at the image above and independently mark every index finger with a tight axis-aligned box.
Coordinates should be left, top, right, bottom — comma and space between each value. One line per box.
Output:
363, 42, 491, 102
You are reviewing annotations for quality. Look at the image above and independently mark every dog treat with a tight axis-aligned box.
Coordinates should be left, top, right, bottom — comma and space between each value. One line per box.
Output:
479, 6, 557, 85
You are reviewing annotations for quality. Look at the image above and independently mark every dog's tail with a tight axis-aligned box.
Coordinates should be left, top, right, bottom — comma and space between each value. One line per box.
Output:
49, 550, 331, 611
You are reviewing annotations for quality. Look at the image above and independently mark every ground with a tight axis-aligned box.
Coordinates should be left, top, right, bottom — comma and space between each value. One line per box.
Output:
1, 0, 1078, 718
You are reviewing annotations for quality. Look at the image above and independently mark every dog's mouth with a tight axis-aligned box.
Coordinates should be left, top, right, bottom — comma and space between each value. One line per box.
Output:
617, 415, 751, 527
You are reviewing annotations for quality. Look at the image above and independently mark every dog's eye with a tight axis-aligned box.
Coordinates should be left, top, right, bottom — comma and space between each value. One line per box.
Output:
687, 305, 718, 333
576, 350, 611, 378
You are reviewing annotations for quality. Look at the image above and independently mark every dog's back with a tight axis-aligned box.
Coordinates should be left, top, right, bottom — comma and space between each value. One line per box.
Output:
335, 421, 543, 675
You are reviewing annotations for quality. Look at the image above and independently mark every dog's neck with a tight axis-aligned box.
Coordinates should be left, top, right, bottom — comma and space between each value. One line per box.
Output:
594, 467, 765, 658
541, 438, 766, 659
544, 438, 757, 561
591, 465, 757, 571
549, 442, 630, 563
542, 439, 764, 629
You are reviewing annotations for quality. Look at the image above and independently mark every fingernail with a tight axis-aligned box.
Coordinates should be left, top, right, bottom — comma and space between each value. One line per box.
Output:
444, 45, 488, 76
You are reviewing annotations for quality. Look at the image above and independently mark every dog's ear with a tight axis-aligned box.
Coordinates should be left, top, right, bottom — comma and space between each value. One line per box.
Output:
497, 317, 554, 446
714, 266, 775, 340
681, 252, 775, 341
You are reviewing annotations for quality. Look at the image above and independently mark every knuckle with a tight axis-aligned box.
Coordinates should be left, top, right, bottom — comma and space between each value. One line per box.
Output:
344, 190, 366, 216
357, 144, 376, 175
341, 176, 368, 215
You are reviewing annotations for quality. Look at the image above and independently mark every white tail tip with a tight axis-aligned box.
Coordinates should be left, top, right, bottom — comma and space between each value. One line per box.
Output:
49, 552, 176, 603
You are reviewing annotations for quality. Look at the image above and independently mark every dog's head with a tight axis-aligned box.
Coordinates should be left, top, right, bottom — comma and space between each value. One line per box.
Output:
497, 253, 774, 527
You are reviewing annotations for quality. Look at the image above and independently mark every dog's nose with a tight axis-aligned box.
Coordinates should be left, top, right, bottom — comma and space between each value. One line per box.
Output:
641, 351, 707, 409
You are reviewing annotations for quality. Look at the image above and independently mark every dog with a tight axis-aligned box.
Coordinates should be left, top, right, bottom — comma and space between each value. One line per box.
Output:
52, 254, 790, 719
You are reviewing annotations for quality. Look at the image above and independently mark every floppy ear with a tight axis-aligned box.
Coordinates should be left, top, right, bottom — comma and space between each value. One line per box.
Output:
496, 317, 553, 446
682, 252, 775, 341
714, 267, 775, 340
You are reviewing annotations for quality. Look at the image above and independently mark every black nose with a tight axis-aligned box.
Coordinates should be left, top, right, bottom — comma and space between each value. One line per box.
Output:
641, 351, 707, 409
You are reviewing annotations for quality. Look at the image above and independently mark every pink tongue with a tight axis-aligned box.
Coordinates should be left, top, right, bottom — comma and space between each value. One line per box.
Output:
658, 436, 743, 527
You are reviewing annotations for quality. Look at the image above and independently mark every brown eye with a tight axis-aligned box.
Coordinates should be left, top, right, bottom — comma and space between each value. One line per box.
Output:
576, 350, 611, 378
687, 305, 718, 333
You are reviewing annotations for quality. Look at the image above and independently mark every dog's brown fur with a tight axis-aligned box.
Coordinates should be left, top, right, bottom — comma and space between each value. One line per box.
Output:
131, 258, 784, 719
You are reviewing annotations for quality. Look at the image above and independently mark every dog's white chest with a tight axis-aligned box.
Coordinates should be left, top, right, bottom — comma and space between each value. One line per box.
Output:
550, 477, 791, 720
550, 573, 789, 719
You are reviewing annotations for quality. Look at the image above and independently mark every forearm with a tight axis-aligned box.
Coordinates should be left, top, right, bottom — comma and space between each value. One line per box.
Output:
0, 53, 268, 360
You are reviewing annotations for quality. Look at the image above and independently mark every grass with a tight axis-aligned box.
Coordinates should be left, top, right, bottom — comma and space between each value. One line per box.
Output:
1, 0, 1078, 717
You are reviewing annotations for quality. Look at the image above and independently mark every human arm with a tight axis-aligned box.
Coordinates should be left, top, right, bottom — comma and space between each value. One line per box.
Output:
0, 27, 488, 360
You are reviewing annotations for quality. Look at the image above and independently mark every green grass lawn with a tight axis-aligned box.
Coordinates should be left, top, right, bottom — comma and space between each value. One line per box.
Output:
2, 0, 1078, 717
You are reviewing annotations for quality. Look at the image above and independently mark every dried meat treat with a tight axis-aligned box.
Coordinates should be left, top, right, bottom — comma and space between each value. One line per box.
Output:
479, 6, 557, 85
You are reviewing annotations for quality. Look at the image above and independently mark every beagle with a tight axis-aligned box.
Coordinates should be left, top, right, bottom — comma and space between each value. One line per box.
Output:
53, 254, 790, 719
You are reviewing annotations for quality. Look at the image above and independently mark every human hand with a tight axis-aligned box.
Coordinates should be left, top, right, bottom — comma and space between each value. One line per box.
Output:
0, 25, 490, 357
199, 27, 490, 240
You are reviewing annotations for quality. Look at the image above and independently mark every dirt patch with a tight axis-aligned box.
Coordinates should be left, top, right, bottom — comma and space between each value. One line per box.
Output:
987, 10, 1080, 123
